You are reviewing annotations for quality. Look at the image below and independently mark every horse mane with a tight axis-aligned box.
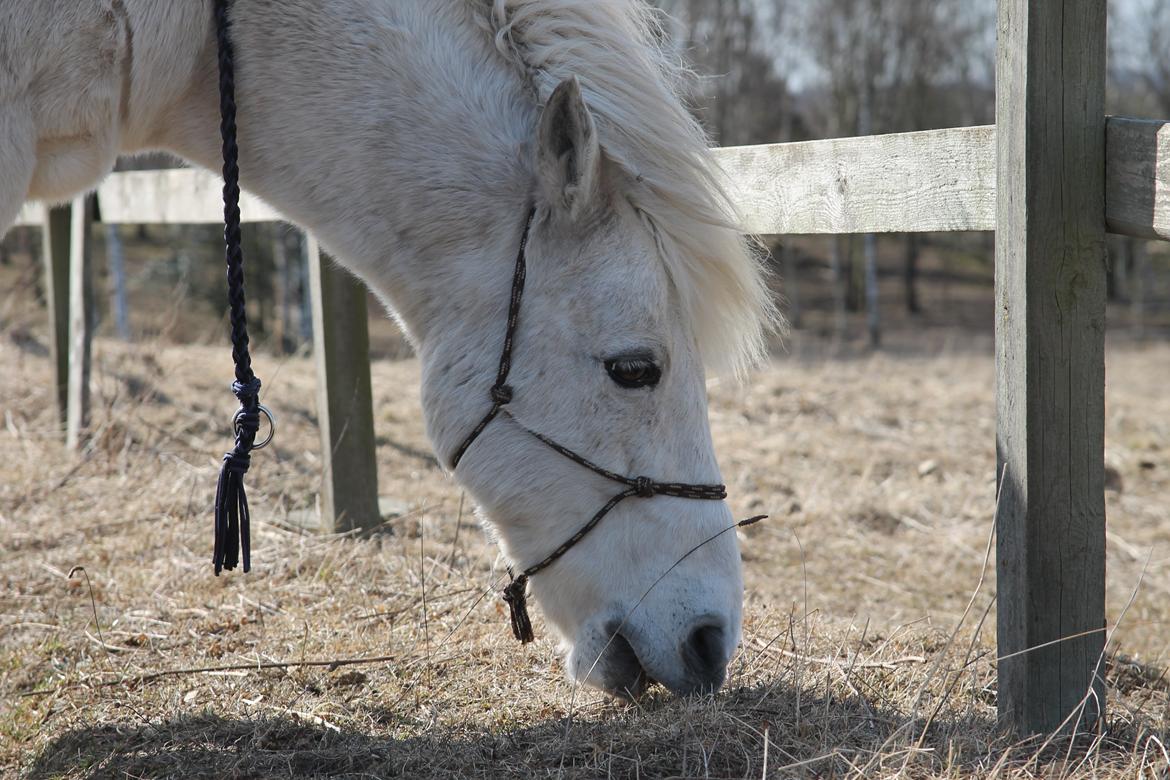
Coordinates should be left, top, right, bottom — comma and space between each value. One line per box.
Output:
476, 0, 782, 378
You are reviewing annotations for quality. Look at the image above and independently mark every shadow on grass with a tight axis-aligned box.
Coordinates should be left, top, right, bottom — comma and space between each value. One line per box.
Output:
27, 670, 1170, 779
25, 681, 1013, 779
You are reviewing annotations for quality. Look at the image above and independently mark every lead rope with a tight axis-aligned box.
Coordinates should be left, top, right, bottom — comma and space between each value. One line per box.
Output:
212, 0, 270, 575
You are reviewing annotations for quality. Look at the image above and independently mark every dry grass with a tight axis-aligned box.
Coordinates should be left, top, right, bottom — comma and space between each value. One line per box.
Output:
2, 329, 1169, 778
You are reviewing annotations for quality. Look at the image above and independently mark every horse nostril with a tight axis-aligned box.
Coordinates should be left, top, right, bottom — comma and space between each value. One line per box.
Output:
682, 622, 727, 691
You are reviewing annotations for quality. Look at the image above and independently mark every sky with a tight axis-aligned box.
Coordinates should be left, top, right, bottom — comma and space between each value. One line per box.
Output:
768, 0, 1155, 92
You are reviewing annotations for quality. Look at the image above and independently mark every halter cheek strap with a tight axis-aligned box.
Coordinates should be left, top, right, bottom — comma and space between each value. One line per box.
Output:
448, 208, 727, 644
448, 208, 533, 470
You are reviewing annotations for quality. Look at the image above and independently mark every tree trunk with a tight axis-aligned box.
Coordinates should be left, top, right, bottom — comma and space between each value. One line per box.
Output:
1105, 236, 1129, 304
845, 235, 862, 312
903, 233, 922, 314
863, 233, 880, 348
241, 223, 273, 341
274, 228, 297, 354
106, 224, 131, 340
1132, 239, 1149, 339
829, 235, 848, 339
778, 243, 801, 329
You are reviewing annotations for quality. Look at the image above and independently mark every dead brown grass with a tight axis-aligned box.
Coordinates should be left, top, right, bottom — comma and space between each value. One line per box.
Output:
2, 330, 1169, 778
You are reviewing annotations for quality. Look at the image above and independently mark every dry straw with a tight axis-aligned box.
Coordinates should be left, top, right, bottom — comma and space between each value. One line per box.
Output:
2, 336, 1169, 778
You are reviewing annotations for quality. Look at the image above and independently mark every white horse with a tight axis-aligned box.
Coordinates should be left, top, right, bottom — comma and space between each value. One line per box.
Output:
1, 0, 778, 696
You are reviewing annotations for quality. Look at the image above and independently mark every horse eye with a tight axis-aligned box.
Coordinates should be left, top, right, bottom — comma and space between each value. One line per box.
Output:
604, 357, 662, 389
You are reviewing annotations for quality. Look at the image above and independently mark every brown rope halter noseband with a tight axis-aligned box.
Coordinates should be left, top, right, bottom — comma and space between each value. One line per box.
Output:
449, 209, 728, 644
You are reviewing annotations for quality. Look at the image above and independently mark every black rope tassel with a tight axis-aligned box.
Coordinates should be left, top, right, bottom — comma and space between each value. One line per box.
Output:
501, 574, 535, 644
212, 0, 265, 575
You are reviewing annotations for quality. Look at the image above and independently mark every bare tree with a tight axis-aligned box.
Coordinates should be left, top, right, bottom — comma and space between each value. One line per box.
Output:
659, 0, 797, 146
1134, 0, 1170, 114
1106, 0, 1168, 329
801, 0, 991, 342
660, 0, 999, 338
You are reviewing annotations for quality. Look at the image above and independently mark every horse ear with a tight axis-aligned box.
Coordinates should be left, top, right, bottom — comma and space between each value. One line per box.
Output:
536, 77, 601, 217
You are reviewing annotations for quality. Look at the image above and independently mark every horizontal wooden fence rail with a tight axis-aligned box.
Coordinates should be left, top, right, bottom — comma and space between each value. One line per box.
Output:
13, 171, 281, 226
715, 116, 1168, 240
14, 117, 1167, 240
1105, 117, 1170, 241
716, 125, 998, 234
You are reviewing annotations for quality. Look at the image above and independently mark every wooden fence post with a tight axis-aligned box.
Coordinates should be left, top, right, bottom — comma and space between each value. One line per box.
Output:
305, 234, 380, 533
66, 195, 95, 451
995, 0, 1108, 735
41, 205, 71, 425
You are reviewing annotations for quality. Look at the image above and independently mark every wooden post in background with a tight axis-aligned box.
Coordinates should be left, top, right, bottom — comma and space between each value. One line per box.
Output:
994, 0, 1108, 735
305, 235, 380, 533
66, 195, 95, 451
41, 205, 71, 425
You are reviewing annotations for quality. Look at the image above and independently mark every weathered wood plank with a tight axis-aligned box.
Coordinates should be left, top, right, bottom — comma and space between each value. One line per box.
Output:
65, 196, 96, 451
717, 118, 1168, 239
95, 169, 282, 224
41, 205, 71, 424
1106, 117, 1170, 240
306, 235, 381, 534
14, 202, 45, 227
715, 126, 998, 235
995, 0, 1108, 736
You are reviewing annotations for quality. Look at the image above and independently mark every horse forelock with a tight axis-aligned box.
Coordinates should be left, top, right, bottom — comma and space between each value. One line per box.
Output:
473, 0, 783, 378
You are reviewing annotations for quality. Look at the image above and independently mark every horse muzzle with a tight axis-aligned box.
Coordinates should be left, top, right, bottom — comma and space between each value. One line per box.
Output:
590, 617, 732, 699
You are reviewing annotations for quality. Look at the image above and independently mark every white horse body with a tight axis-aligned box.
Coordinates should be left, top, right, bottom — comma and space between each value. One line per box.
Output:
1, 0, 777, 696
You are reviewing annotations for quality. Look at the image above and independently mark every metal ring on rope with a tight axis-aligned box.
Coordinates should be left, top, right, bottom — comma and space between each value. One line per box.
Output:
234, 405, 276, 450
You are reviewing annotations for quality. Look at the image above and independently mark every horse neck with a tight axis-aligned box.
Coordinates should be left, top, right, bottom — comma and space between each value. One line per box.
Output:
147, 0, 536, 348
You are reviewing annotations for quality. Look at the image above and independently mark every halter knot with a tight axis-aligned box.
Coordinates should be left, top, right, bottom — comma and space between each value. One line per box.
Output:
490, 384, 514, 405
233, 408, 260, 438
634, 476, 655, 498
223, 450, 251, 474
231, 378, 262, 404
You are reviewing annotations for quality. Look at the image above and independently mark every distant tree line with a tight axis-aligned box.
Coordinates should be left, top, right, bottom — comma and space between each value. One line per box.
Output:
658, 0, 1167, 344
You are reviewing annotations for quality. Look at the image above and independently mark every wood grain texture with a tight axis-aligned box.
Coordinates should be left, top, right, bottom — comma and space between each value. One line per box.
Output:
715, 126, 998, 235
994, 0, 1108, 736
306, 236, 381, 534
1106, 117, 1170, 240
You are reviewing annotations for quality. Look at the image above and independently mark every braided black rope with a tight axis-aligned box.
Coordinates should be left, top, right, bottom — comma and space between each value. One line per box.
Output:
212, 0, 265, 575
448, 210, 728, 643
448, 208, 535, 470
